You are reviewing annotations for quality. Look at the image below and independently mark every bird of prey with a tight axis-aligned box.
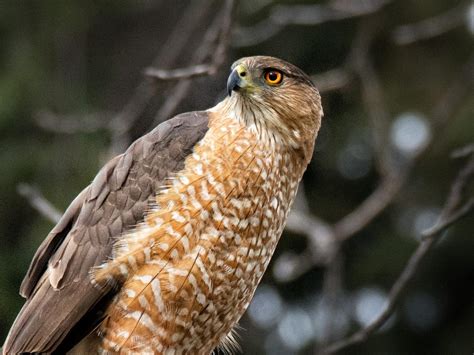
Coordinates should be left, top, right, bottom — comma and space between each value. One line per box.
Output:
3, 56, 323, 354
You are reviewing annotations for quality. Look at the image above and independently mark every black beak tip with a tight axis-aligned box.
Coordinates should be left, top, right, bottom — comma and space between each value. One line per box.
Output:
227, 70, 241, 97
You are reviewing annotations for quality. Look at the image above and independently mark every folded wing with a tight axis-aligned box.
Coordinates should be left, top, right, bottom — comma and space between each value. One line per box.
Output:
2, 111, 209, 354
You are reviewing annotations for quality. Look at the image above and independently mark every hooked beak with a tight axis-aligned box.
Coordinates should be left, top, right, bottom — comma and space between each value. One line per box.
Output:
227, 69, 241, 96
227, 64, 247, 97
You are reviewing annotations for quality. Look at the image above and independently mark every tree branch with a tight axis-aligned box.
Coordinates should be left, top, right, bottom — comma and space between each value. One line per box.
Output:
145, 64, 217, 81
150, 0, 236, 128
311, 68, 353, 93
320, 252, 345, 344
321, 149, 474, 354
17, 183, 62, 224
333, 51, 474, 242
349, 20, 394, 177
34, 110, 114, 134
233, 0, 392, 47
107, 0, 215, 155
284, 51, 472, 281
392, 3, 468, 45
144, 0, 236, 84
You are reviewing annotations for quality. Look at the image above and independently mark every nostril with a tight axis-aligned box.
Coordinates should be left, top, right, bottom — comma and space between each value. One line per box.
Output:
239, 71, 246, 77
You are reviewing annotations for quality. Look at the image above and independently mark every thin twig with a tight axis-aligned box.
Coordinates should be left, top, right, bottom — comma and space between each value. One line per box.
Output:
349, 19, 394, 177
333, 172, 405, 240
34, 110, 113, 134
17, 183, 62, 224
144, 3, 238, 84
322, 151, 474, 354
423, 197, 474, 237
320, 253, 345, 344
392, 3, 468, 45
145, 64, 216, 81
278, 186, 337, 282
311, 68, 353, 93
423, 152, 474, 237
282, 210, 336, 277
451, 143, 474, 159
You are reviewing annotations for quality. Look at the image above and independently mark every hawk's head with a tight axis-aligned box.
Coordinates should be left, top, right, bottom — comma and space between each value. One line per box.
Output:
223, 56, 322, 160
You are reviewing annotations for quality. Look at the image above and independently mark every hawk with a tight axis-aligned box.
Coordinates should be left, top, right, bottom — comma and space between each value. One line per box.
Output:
3, 56, 322, 354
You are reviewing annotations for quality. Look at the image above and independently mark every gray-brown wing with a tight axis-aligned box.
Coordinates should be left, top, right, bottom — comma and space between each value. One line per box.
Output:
2, 111, 209, 354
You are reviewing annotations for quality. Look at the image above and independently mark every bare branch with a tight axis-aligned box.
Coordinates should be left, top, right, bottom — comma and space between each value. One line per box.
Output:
334, 52, 474, 242
282, 54, 474, 324
312, 68, 353, 93
322, 150, 474, 354
144, 0, 236, 84
424, 197, 474, 237
320, 253, 345, 344
34, 110, 113, 134
233, 0, 392, 47
107, 0, 215, 154
350, 20, 394, 177
392, 3, 468, 45
283, 172, 404, 278
451, 143, 474, 159
423, 152, 474, 237
30, 1, 238, 157
279, 187, 337, 282
150, 0, 236, 128
285, 53, 473, 281
430, 54, 474, 128
145, 64, 216, 81
333, 171, 405, 240
17, 183, 62, 224
289, 22, 397, 250
286, 210, 336, 261
283, 23, 393, 269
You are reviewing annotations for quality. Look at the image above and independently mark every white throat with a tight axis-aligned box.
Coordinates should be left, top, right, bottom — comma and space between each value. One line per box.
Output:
208, 95, 301, 149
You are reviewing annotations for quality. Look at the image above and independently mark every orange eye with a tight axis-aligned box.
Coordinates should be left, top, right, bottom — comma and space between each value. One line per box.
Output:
264, 70, 283, 85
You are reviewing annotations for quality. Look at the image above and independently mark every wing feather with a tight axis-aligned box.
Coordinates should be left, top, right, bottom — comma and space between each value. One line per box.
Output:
3, 111, 209, 354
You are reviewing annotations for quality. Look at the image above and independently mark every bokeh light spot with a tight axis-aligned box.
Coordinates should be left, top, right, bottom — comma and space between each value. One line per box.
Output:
353, 287, 391, 329
390, 113, 431, 155
277, 307, 314, 351
248, 284, 284, 329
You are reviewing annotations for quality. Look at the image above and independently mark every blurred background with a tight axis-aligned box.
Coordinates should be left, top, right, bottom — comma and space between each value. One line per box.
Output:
0, 0, 473, 354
